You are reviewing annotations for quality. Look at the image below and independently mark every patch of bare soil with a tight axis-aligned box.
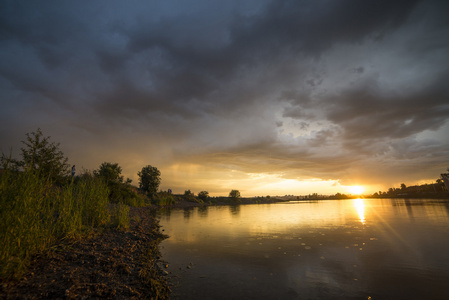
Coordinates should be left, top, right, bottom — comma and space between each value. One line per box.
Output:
0, 207, 170, 299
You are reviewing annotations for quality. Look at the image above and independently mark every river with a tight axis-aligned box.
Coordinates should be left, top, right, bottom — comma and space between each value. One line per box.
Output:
157, 199, 449, 299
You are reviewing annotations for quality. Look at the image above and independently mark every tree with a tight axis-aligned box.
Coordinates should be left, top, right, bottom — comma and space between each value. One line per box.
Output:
138, 165, 161, 195
182, 189, 196, 202
198, 191, 209, 201
94, 162, 137, 204
400, 183, 407, 190
229, 189, 241, 199
2, 128, 70, 184
94, 162, 124, 184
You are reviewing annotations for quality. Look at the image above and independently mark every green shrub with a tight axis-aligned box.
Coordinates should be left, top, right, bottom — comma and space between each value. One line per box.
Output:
152, 192, 175, 206
198, 191, 209, 201
118, 184, 146, 207
182, 190, 203, 203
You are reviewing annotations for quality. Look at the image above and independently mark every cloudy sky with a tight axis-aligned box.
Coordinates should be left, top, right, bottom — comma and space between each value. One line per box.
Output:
1, 0, 448, 196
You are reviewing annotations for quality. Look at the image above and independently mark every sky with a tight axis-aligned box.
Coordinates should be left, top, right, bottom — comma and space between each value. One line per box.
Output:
1, 0, 449, 196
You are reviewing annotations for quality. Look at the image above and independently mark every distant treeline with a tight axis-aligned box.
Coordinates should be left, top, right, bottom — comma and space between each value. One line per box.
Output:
290, 171, 449, 200
367, 179, 449, 199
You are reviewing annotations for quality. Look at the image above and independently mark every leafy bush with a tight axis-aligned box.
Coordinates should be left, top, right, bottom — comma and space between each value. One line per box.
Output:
118, 184, 147, 207
198, 191, 210, 201
152, 192, 175, 206
183, 190, 199, 203
94, 162, 143, 205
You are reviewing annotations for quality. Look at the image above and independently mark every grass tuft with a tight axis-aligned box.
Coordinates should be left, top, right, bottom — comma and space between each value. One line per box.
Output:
111, 204, 130, 230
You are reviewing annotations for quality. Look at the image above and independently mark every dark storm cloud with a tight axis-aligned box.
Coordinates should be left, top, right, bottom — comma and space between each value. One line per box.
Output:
91, 0, 422, 121
230, 0, 420, 56
1, 0, 448, 191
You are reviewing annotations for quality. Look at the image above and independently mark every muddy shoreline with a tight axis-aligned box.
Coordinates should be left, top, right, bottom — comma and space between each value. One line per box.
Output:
0, 206, 170, 299
0, 199, 286, 299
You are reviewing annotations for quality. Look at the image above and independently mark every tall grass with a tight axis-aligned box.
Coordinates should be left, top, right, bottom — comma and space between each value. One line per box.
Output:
73, 174, 110, 228
0, 168, 109, 278
110, 204, 130, 230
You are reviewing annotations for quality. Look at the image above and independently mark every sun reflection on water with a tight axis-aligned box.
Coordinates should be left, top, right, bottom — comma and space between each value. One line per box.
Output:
353, 198, 366, 224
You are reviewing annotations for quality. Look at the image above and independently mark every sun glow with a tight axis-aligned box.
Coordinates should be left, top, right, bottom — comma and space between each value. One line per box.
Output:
348, 185, 365, 195
353, 198, 366, 224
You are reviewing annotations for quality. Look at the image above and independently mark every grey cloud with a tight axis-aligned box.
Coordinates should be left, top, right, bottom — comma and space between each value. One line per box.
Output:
230, 0, 420, 58
324, 74, 449, 142
110, 0, 422, 119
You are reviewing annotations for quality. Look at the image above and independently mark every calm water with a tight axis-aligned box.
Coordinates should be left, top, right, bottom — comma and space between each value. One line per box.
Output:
157, 199, 449, 300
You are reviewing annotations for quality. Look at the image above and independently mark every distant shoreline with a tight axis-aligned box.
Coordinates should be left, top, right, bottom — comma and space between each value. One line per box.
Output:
149, 195, 449, 209
150, 196, 289, 209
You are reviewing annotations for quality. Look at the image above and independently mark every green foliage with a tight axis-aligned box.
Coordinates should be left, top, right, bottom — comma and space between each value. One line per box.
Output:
152, 191, 175, 206
0, 130, 154, 279
111, 204, 130, 230
183, 189, 201, 203
0, 168, 109, 279
118, 185, 147, 207
73, 172, 110, 227
198, 190, 209, 201
1, 128, 69, 185
94, 162, 140, 205
0, 169, 54, 277
94, 162, 124, 184
138, 165, 161, 195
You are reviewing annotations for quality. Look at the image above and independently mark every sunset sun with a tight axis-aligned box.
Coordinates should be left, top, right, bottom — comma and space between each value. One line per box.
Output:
348, 185, 365, 195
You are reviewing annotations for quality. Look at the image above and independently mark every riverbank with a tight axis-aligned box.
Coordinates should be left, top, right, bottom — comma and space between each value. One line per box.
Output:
0, 198, 288, 299
0, 206, 170, 299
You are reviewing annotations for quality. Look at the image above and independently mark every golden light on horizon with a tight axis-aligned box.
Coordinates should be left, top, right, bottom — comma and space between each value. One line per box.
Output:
348, 185, 365, 195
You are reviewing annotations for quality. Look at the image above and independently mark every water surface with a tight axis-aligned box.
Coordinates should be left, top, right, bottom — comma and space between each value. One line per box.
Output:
158, 199, 449, 299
